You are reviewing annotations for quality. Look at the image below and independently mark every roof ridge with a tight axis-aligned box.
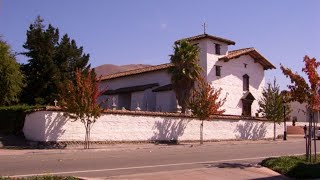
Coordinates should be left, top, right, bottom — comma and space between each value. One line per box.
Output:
101, 63, 170, 77
220, 48, 275, 70
100, 63, 173, 81
176, 34, 235, 45
229, 47, 255, 53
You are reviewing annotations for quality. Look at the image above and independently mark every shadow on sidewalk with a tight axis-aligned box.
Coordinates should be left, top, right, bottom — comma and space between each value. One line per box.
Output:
0, 132, 66, 149
248, 176, 289, 180
204, 162, 262, 169
0, 133, 29, 148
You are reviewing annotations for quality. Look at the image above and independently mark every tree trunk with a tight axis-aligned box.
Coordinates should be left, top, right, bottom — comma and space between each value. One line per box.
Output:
84, 121, 91, 149
200, 120, 203, 145
307, 112, 312, 162
84, 125, 88, 149
273, 121, 276, 141
313, 112, 317, 162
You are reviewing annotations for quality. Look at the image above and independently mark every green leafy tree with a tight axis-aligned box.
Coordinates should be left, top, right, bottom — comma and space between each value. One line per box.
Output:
258, 79, 290, 140
169, 40, 202, 113
21, 16, 90, 105
54, 34, 90, 83
281, 56, 320, 162
0, 39, 24, 105
189, 77, 226, 144
21, 16, 59, 105
59, 69, 105, 149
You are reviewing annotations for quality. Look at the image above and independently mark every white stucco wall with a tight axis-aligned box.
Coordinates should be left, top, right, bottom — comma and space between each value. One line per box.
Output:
207, 54, 265, 116
289, 101, 320, 123
100, 70, 171, 111
23, 111, 284, 142
289, 101, 310, 122
98, 37, 268, 116
100, 70, 171, 91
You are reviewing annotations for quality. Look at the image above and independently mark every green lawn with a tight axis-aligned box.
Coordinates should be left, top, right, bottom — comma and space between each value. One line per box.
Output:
261, 155, 320, 179
0, 176, 78, 180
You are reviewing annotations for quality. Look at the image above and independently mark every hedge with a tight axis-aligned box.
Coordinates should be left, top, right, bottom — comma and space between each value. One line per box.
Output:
0, 105, 44, 134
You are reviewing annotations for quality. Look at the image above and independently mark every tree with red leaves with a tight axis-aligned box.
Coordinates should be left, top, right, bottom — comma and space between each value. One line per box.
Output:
59, 69, 106, 149
189, 77, 226, 144
281, 55, 320, 162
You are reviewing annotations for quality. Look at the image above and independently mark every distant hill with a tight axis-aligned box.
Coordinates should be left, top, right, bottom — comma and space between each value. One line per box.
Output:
94, 64, 152, 77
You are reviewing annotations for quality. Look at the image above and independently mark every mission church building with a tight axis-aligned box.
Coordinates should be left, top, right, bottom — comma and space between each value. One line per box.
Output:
99, 33, 275, 116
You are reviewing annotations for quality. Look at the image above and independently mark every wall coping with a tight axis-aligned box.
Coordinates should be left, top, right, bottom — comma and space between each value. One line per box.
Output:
29, 106, 270, 122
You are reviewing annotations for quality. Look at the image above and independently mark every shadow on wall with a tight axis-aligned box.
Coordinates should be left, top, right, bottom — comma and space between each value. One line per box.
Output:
151, 118, 190, 144
234, 121, 267, 140
45, 112, 68, 142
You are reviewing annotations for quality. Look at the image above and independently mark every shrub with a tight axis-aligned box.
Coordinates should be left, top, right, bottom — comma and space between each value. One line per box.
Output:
261, 155, 320, 179
0, 105, 44, 134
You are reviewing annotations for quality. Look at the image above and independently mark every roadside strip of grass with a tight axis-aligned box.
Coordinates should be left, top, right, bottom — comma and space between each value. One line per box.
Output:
261, 155, 320, 179
0, 176, 78, 180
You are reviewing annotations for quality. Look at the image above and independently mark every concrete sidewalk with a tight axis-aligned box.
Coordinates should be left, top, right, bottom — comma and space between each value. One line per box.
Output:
105, 165, 288, 180
0, 138, 305, 156
0, 138, 305, 155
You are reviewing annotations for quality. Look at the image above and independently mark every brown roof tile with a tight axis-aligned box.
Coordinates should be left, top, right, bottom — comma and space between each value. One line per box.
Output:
219, 48, 276, 70
100, 63, 173, 81
176, 33, 235, 45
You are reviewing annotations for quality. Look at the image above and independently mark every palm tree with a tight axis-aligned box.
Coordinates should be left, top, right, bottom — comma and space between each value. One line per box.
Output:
169, 40, 202, 113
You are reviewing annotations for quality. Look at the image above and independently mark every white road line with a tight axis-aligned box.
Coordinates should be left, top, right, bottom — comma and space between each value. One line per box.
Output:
9, 153, 316, 178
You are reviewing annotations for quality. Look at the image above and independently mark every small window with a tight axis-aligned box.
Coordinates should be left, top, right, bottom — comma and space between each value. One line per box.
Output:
243, 74, 249, 91
215, 44, 221, 55
215, 66, 221, 76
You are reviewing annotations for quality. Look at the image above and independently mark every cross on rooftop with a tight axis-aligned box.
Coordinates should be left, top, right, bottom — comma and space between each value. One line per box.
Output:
202, 22, 207, 34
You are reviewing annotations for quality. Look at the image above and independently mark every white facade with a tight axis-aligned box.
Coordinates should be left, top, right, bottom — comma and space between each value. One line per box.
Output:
289, 101, 320, 123
99, 34, 274, 116
210, 55, 265, 115
155, 91, 177, 112
23, 111, 284, 142
100, 70, 173, 111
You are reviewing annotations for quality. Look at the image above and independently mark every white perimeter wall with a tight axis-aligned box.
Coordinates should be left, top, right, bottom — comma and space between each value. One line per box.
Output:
23, 111, 284, 142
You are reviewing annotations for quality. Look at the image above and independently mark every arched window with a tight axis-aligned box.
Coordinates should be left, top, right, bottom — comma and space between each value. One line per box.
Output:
243, 74, 249, 91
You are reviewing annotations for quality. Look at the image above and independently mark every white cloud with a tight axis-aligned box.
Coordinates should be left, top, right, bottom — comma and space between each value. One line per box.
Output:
160, 23, 167, 30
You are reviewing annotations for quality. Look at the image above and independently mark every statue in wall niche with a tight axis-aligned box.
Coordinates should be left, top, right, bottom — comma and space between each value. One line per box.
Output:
176, 105, 182, 113
112, 97, 117, 110
187, 108, 192, 115
175, 99, 182, 113
135, 102, 141, 111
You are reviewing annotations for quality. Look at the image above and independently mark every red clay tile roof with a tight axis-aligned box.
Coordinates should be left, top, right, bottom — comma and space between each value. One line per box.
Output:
219, 48, 276, 70
100, 63, 173, 81
100, 47, 274, 81
176, 33, 236, 45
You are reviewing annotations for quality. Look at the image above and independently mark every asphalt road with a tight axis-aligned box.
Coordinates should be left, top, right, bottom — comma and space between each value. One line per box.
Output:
0, 139, 319, 178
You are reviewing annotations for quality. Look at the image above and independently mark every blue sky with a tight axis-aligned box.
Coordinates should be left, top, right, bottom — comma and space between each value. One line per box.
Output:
0, 0, 319, 89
